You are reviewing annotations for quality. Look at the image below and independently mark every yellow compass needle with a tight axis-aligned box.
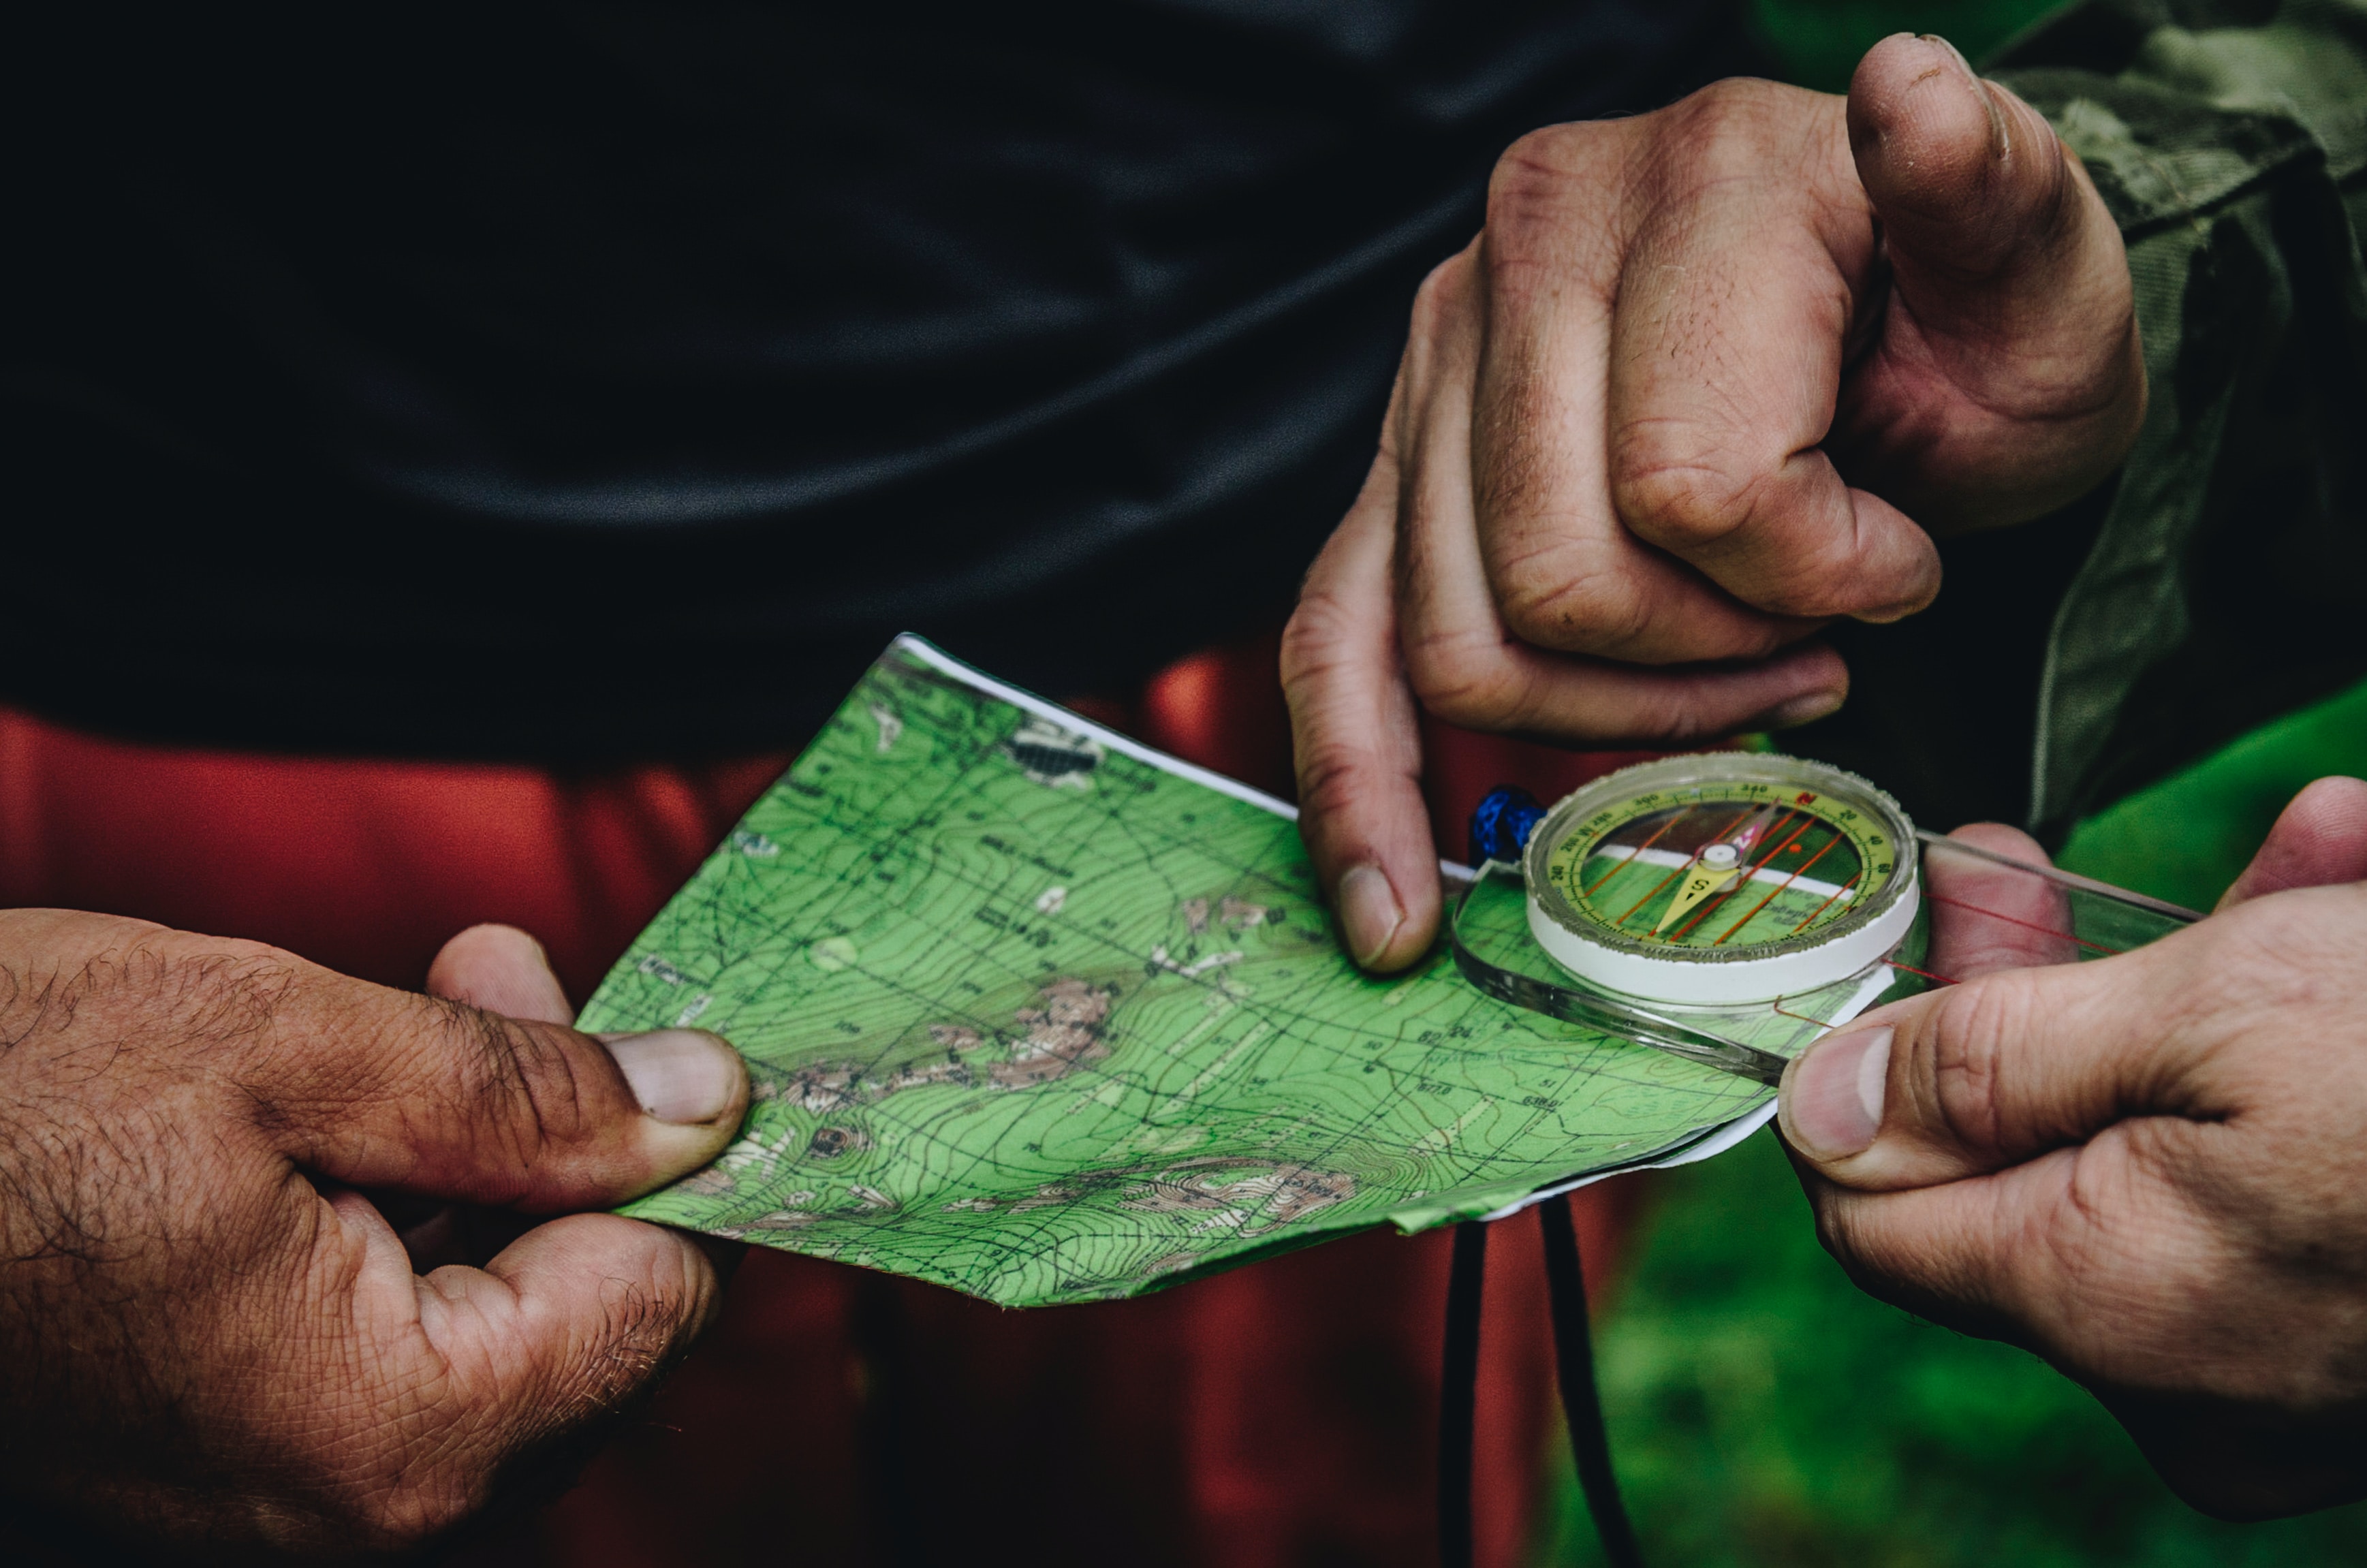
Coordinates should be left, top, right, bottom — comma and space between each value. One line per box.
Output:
1652, 805, 1778, 937
1653, 859, 1742, 935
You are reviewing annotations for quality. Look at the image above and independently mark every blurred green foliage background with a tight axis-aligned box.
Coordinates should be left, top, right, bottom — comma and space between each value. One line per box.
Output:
1754, 0, 2056, 89
1520, 5, 2367, 1561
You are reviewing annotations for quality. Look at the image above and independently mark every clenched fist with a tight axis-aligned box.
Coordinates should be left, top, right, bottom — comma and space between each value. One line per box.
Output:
1284, 33, 2144, 969
0, 914, 748, 1557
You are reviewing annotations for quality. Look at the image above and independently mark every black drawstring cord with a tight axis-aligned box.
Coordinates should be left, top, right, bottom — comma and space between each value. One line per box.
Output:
1540, 1193, 1644, 1568
1437, 1201, 1644, 1568
1437, 1221, 1489, 1568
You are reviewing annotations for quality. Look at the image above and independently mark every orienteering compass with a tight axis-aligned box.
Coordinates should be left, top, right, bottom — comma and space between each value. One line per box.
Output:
1517, 755, 1920, 1005
1448, 751, 2193, 1085
1448, 753, 1924, 1084
1515, 753, 1922, 999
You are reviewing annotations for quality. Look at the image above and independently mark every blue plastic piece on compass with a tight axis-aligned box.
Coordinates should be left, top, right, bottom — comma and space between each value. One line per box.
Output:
1468, 785, 1548, 868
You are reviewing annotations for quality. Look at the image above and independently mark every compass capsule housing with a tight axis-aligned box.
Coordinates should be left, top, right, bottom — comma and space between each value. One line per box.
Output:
1521, 754, 1919, 1005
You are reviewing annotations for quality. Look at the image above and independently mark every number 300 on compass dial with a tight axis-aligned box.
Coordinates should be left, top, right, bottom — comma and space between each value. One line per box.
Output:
1522, 755, 1921, 1006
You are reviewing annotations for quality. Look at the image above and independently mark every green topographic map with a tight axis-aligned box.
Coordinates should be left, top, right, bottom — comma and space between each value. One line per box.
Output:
582, 638, 1828, 1308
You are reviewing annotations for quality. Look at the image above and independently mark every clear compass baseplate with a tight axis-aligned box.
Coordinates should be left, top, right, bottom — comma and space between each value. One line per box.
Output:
1452, 755, 1926, 1086
1449, 753, 2200, 1088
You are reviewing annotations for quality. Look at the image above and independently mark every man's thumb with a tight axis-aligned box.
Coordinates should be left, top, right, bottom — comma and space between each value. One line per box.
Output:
2216, 776, 2367, 909
262, 967, 750, 1211
1777, 950, 2169, 1191
1849, 34, 2089, 299
1843, 35, 2143, 527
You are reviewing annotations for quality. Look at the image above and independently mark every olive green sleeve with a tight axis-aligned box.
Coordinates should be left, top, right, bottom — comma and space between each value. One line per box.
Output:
1990, 0, 2367, 835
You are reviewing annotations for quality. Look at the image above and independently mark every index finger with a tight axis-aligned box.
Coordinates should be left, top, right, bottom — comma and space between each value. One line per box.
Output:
1796, 1121, 2219, 1364
1924, 823, 2080, 977
1282, 415, 1444, 973
1778, 935, 2206, 1192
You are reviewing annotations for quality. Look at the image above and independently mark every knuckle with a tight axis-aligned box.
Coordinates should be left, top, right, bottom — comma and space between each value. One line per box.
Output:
1492, 587, 1563, 649
1400, 625, 1526, 729
1914, 979, 2029, 1157
1482, 123, 1619, 294
382, 1002, 589, 1195
1291, 746, 1369, 828
1610, 433, 1763, 552
1611, 686, 1726, 747
1810, 1196, 1931, 1311
1652, 77, 1800, 186
1405, 250, 1474, 343
1811, 1193, 1875, 1274
2197, 900, 2347, 1018
1486, 123, 1588, 235
196, 951, 305, 1046
1491, 540, 1657, 655
469, 1008, 592, 1152
153, 936, 302, 1037
574, 1264, 695, 1405
1279, 587, 1362, 695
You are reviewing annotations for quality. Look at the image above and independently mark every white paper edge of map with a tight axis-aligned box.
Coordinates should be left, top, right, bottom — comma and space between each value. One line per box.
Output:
1475, 1103, 1778, 1221
898, 631, 1819, 1230
1473, 956, 1897, 1220
897, 633, 1479, 885
897, 634, 1304, 819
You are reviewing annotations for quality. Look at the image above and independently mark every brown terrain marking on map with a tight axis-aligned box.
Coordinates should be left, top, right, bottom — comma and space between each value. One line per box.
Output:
756, 977, 1118, 1113
807, 1125, 872, 1158
988, 977, 1115, 1088
1120, 1157, 1355, 1227
1180, 894, 1276, 941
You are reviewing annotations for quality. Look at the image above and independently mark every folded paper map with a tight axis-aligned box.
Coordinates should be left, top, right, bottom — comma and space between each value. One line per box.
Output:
580, 638, 1832, 1308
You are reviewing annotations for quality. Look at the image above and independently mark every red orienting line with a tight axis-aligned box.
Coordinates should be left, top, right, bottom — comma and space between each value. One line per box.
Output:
1712, 828, 1840, 946
1884, 958, 1959, 985
1667, 811, 1803, 941
1583, 804, 1693, 897
1612, 807, 1755, 928
1789, 870, 1862, 935
1926, 894, 2117, 954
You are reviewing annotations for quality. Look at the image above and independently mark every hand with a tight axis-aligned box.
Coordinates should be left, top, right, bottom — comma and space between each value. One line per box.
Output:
1282, 33, 2145, 969
0, 913, 749, 1556
1779, 778, 2367, 1518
